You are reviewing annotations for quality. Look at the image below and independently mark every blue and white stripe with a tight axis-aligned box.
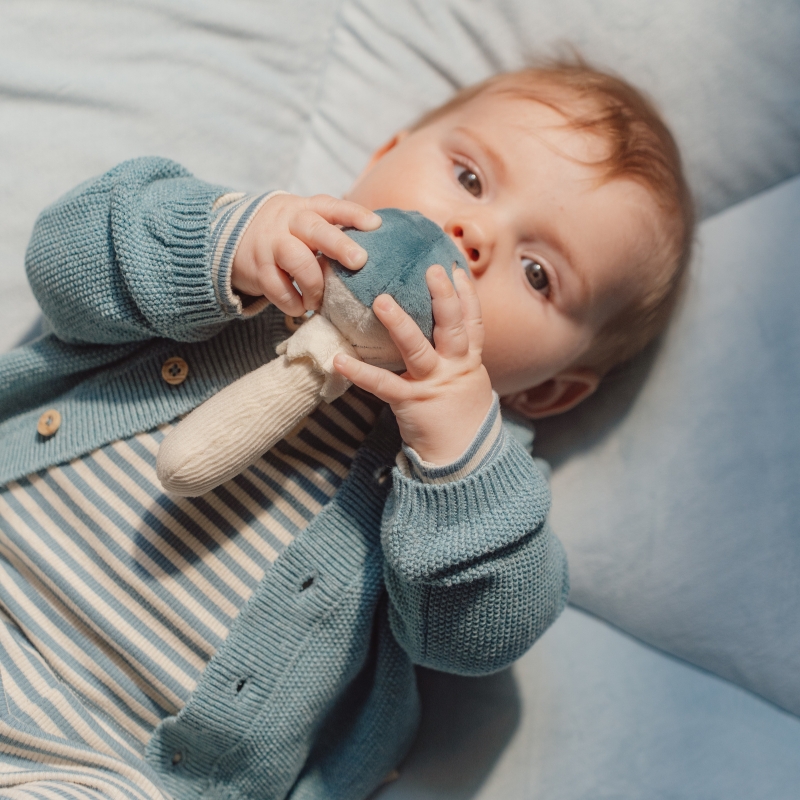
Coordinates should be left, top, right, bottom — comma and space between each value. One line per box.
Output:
0, 190, 505, 796
0, 389, 382, 796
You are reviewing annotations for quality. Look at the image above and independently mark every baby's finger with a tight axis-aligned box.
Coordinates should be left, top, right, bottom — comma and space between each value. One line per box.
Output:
454, 268, 485, 351
305, 195, 382, 234
253, 262, 305, 316
291, 210, 369, 271
372, 294, 438, 379
428, 265, 469, 359
273, 236, 325, 311
333, 354, 409, 405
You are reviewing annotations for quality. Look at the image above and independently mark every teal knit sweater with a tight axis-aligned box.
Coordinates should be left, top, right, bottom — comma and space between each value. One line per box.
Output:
0, 158, 568, 800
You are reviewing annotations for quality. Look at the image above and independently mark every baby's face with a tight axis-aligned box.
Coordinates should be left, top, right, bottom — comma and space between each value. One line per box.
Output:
346, 90, 660, 397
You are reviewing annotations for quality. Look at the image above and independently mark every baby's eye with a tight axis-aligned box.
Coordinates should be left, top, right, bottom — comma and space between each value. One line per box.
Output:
523, 258, 550, 295
454, 165, 482, 197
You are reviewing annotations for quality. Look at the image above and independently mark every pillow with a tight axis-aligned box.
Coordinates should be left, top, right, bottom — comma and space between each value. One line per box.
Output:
534, 174, 800, 717
386, 607, 800, 799
0, 0, 344, 350
291, 0, 800, 219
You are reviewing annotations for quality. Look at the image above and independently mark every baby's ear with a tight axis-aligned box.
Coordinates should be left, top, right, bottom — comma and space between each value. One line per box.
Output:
502, 369, 599, 419
367, 131, 409, 168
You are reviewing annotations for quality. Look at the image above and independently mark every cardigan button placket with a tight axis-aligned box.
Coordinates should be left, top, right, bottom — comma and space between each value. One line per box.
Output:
161, 357, 189, 386
37, 409, 61, 438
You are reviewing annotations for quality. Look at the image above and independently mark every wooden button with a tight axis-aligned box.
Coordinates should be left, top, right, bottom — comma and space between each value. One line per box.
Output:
284, 314, 308, 332
161, 357, 189, 386
37, 409, 61, 437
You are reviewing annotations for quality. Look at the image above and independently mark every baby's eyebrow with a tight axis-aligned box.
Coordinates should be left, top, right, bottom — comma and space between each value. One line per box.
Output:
453, 127, 507, 182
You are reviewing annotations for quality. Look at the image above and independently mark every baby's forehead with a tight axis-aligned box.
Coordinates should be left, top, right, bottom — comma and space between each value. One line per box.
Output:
451, 87, 613, 163
458, 80, 595, 122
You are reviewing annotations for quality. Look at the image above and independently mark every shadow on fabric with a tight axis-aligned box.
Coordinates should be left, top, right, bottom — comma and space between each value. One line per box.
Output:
378, 666, 521, 799
532, 338, 661, 470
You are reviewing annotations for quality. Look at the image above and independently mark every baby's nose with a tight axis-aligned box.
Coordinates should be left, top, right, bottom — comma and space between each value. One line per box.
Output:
446, 220, 490, 273
452, 226, 480, 262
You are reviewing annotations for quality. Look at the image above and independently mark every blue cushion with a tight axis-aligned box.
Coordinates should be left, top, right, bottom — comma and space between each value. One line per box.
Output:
535, 174, 800, 717
385, 607, 800, 799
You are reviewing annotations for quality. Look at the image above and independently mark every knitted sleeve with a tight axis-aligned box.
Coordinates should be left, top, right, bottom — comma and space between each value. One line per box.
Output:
25, 157, 270, 345
381, 434, 569, 676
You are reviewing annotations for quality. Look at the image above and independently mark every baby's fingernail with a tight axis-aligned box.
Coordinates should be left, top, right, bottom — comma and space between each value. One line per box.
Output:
347, 247, 368, 268
368, 212, 382, 228
374, 294, 393, 312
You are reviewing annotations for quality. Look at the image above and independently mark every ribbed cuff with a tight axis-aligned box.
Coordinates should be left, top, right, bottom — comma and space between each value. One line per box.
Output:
383, 431, 551, 583
209, 190, 288, 317
396, 393, 503, 484
111, 162, 239, 339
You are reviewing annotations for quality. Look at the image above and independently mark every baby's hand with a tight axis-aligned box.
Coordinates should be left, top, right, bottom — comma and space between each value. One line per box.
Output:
231, 194, 381, 315
334, 266, 494, 465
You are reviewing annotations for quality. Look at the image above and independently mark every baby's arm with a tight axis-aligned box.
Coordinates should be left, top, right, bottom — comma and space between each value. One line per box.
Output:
382, 444, 567, 674
27, 157, 230, 344
26, 157, 377, 345
337, 267, 569, 674
336, 267, 568, 673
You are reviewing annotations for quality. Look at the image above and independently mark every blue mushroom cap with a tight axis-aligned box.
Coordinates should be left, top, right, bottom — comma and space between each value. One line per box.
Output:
329, 208, 468, 342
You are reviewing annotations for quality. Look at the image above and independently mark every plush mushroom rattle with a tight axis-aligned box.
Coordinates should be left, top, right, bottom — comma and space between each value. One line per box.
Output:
156, 208, 468, 496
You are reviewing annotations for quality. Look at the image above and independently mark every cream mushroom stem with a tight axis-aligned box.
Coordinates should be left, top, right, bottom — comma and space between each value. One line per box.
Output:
156, 314, 359, 497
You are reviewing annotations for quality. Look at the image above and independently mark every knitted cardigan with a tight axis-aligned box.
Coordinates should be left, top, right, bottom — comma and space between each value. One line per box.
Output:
0, 158, 569, 800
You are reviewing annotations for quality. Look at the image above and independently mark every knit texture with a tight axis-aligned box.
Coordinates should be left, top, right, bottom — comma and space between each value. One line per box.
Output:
0, 158, 569, 800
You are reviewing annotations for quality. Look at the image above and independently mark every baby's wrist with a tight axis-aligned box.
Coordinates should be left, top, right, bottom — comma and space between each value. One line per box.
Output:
400, 392, 501, 482
212, 190, 288, 317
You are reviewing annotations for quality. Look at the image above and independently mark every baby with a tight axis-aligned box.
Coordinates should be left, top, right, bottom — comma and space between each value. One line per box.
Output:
0, 63, 692, 800
230, 64, 692, 460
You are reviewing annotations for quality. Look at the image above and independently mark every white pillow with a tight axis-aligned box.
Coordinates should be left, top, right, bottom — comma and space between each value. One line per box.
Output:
2, 0, 800, 347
